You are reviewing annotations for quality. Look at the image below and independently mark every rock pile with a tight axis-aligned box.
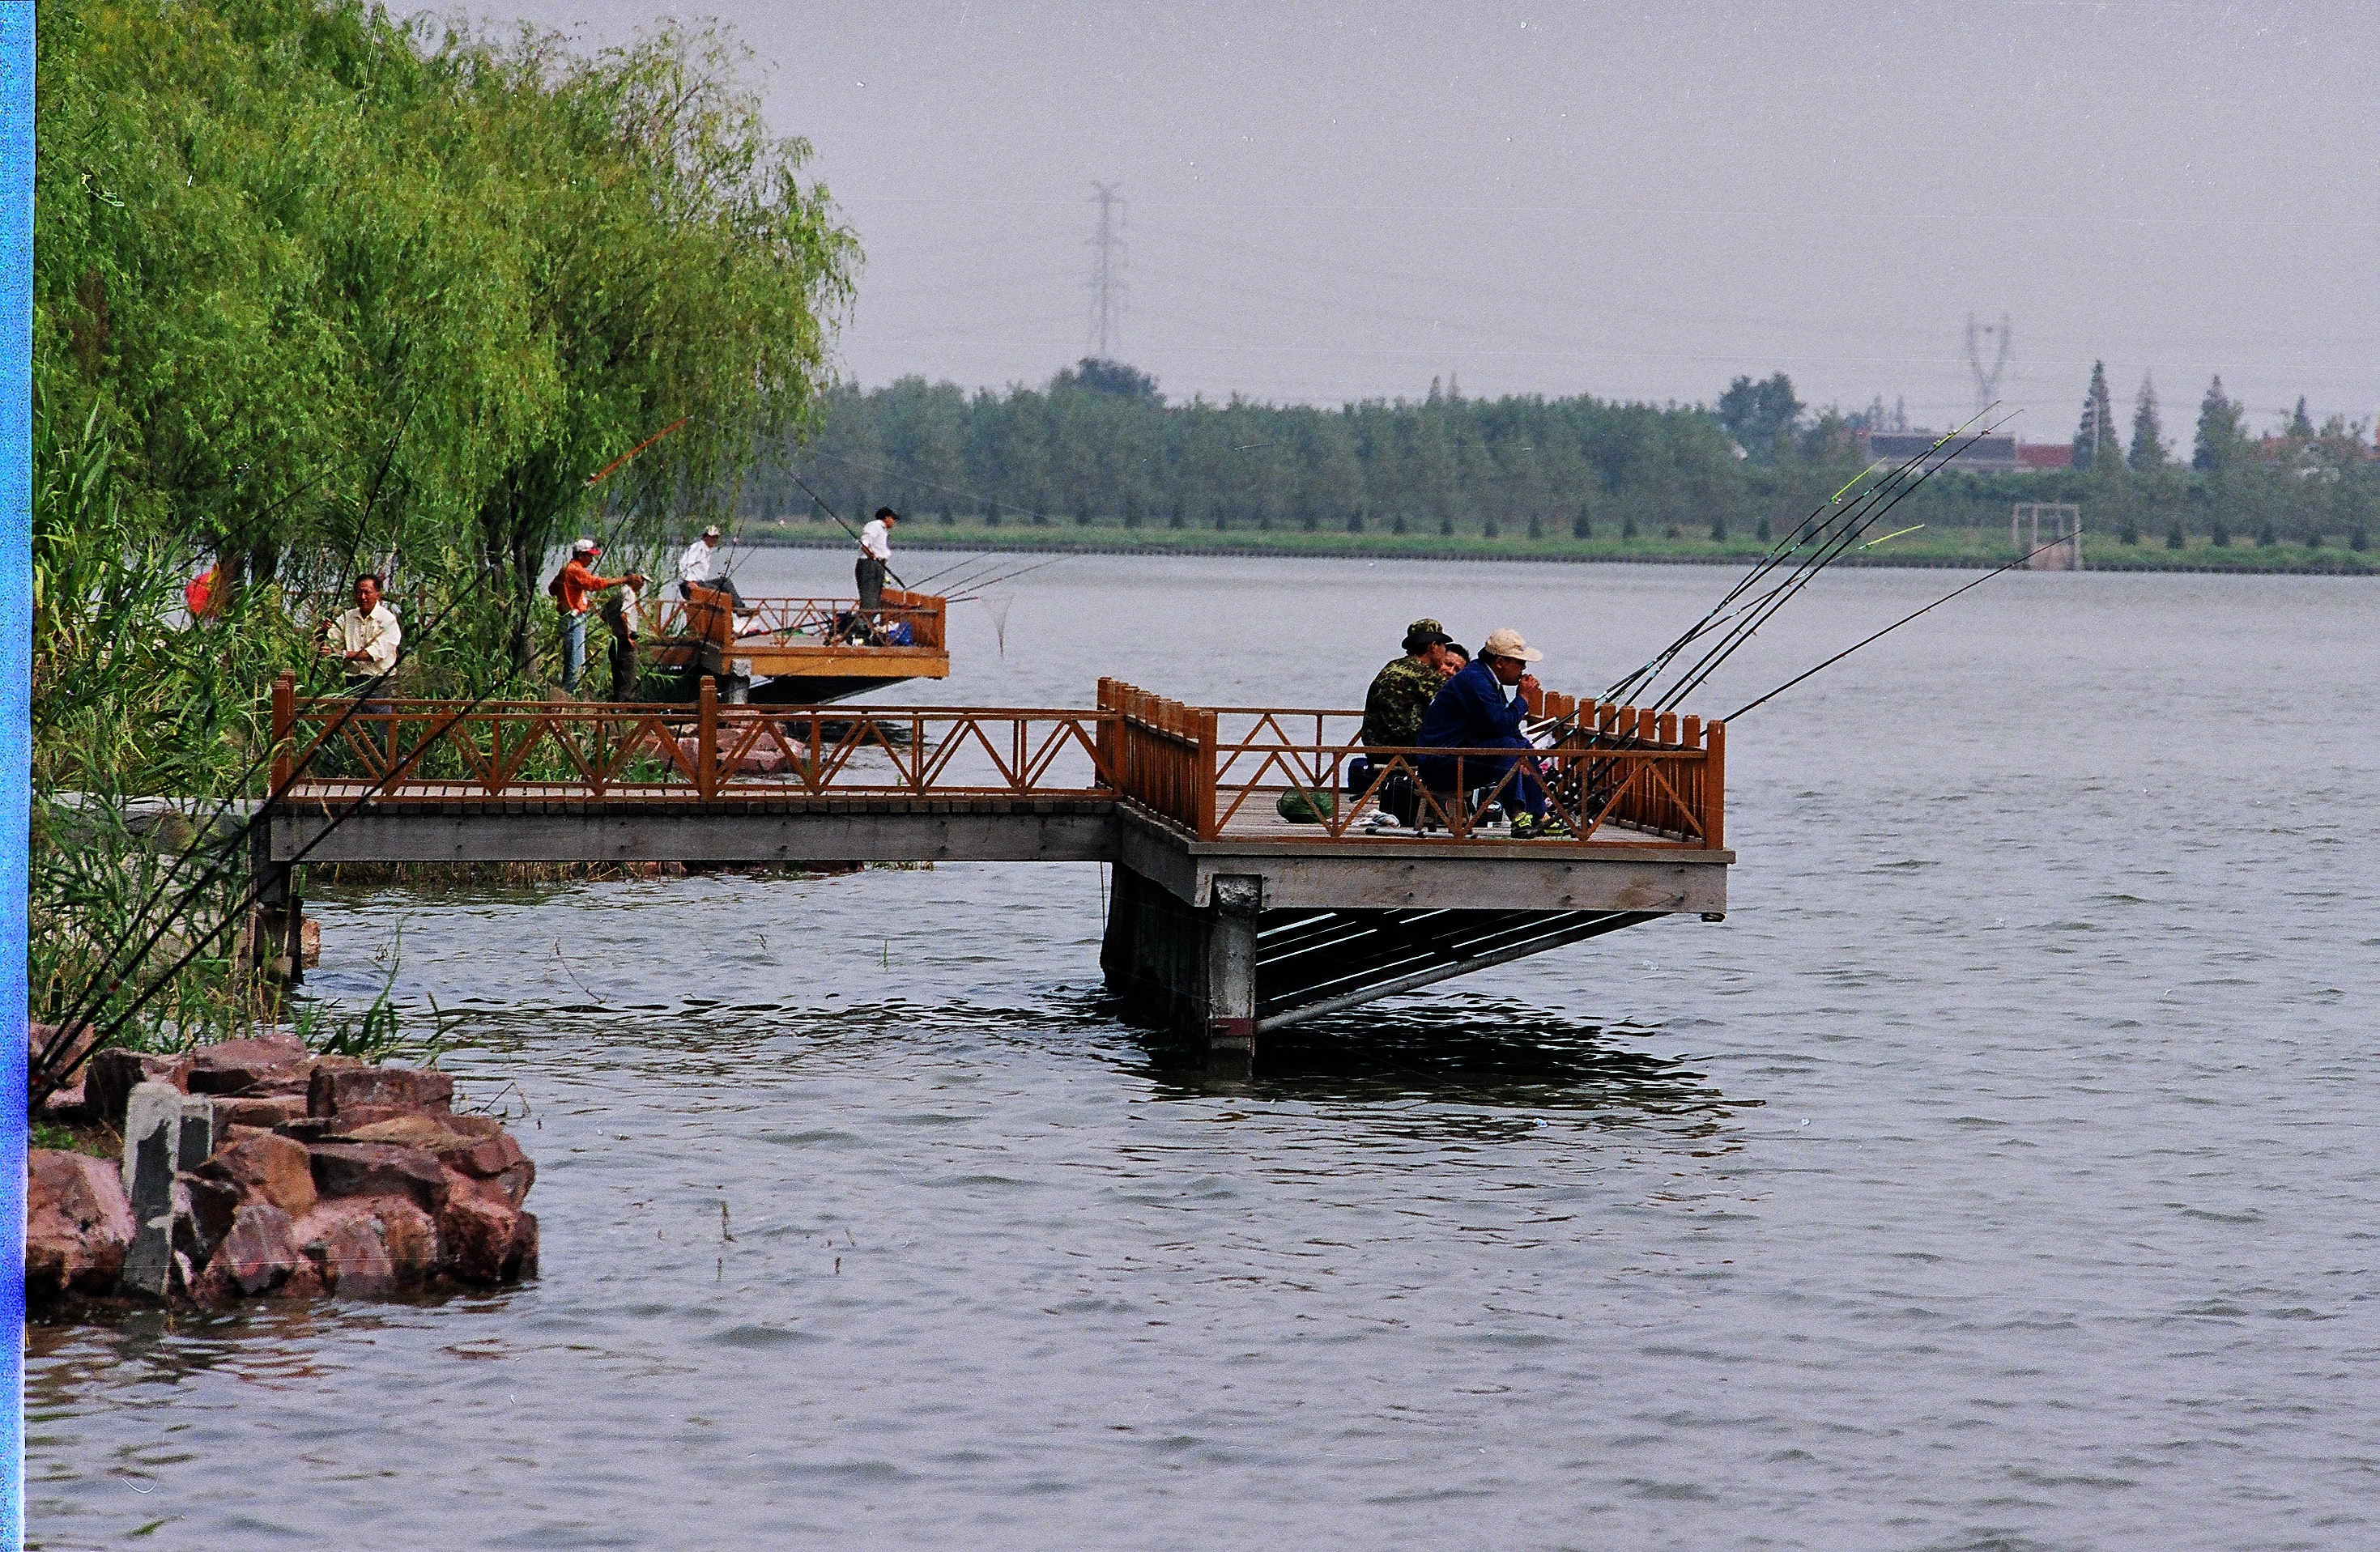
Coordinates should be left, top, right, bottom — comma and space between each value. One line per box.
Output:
26, 1034, 538, 1308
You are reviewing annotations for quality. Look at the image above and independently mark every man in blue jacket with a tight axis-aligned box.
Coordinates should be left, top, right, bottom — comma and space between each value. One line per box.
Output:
1416, 627, 1568, 838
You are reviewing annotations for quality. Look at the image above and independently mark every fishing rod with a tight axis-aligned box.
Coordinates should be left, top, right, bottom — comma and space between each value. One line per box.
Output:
1610, 410, 2003, 712
1645, 416, 2011, 716
1719, 533, 2071, 722
788, 470, 909, 591
801, 449, 1062, 529
39, 422, 696, 1096
941, 551, 1075, 601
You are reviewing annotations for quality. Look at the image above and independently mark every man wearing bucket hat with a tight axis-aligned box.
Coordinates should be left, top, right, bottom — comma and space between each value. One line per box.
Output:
1416, 627, 1566, 838
1360, 616, 1454, 751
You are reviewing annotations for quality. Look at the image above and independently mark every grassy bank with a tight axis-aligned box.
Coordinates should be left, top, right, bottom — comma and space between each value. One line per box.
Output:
739, 512, 2379, 576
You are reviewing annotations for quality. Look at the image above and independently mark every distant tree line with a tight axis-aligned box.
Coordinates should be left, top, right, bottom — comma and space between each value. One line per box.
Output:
752, 361, 2377, 552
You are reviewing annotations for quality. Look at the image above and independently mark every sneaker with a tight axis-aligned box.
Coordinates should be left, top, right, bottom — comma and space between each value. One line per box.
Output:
1363, 810, 1403, 831
1508, 813, 1539, 840
1535, 814, 1572, 840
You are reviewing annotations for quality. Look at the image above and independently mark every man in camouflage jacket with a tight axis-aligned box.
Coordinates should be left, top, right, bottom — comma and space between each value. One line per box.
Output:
1362, 617, 1455, 750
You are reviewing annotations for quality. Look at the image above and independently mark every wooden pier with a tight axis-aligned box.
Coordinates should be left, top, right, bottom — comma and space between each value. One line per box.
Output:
261, 674, 1731, 1064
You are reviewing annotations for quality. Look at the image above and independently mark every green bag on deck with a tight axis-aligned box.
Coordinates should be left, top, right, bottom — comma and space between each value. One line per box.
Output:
1275, 789, 1335, 823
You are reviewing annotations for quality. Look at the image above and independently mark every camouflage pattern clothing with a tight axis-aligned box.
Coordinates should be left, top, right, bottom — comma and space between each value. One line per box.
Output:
1362, 655, 1443, 750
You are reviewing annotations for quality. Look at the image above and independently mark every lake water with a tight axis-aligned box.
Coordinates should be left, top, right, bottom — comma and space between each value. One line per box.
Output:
28, 551, 2380, 1550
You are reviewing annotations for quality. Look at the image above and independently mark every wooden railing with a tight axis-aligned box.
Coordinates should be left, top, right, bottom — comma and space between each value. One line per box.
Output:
1103, 678, 1725, 847
272, 674, 1105, 802
270, 674, 1722, 847
645, 589, 945, 651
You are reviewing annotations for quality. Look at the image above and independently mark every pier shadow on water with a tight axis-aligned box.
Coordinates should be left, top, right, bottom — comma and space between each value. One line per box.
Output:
1121, 995, 1752, 1136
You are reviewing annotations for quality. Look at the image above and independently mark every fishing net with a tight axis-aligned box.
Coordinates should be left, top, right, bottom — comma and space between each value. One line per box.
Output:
981, 592, 1015, 656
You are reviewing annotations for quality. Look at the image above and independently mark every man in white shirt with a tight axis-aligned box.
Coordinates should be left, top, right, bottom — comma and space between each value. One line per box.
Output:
678, 522, 756, 637
856, 506, 897, 614
679, 522, 751, 602
319, 573, 401, 691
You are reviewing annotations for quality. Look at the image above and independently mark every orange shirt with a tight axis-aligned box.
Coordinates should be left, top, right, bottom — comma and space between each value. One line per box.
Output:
555, 558, 624, 614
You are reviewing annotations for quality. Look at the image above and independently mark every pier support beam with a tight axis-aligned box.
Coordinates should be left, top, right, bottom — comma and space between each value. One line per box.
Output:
249, 826, 303, 985
1100, 865, 1263, 1067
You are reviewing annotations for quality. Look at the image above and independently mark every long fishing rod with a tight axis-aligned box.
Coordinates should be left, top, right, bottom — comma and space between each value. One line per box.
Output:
39, 423, 693, 1095
1719, 534, 2070, 723
1646, 417, 2011, 716
941, 551, 1075, 600
1605, 406, 2002, 709
1614, 411, 2003, 712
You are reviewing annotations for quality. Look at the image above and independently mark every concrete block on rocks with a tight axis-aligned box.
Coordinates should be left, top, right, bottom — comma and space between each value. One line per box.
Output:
26, 1150, 138, 1300
185, 1035, 309, 1095
309, 1065, 453, 1120
197, 1130, 317, 1218
308, 1142, 450, 1214
120, 1082, 184, 1297
175, 1094, 215, 1174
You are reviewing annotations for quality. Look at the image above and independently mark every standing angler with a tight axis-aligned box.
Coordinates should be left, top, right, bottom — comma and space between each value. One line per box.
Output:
856, 506, 899, 616
550, 539, 645, 695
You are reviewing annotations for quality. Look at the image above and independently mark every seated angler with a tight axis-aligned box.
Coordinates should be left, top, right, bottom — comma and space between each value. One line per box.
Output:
1361, 617, 1454, 752
1416, 628, 1567, 839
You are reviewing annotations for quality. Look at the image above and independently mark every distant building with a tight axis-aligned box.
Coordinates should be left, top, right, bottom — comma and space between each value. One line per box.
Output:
1854, 429, 2072, 474
1857, 429, 2020, 474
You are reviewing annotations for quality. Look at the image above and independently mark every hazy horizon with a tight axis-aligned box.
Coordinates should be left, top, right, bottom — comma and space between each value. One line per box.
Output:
476, 1, 2380, 442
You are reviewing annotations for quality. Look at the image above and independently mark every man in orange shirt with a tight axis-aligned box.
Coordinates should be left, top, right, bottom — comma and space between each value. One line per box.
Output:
551, 538, 645, 693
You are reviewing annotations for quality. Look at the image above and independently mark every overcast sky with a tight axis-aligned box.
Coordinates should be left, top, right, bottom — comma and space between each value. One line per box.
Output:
477, 1, 2377, 442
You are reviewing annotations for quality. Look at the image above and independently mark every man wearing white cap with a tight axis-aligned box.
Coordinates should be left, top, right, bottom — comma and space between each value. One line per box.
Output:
1415, 627, 1565, 838
550, 538, 644, 693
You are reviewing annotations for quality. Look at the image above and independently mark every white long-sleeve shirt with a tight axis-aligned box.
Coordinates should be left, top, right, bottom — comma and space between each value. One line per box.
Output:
858, 518, 892, 563
679, 538, 722, 586
330, 603, 401, 678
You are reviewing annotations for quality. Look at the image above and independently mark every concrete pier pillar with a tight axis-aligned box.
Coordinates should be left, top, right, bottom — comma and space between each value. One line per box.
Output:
251, 826, 303, 984
1203, 875, 1261, 1067
1101, 865, 1266, 1068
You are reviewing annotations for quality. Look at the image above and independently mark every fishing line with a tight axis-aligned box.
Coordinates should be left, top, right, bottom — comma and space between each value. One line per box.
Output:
1719, 534, 2071, 722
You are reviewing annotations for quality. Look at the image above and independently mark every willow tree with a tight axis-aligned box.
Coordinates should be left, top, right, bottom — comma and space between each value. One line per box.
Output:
436, 22, 856, 675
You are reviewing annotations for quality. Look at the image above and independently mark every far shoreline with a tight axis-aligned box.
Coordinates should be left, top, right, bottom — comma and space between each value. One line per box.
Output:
730, 528, 2379, 579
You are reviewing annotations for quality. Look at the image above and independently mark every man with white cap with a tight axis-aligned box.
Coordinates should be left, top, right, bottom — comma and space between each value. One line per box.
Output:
550, 538, 644, 694
678, 521, 759, 638
1415, 627, 1565, 838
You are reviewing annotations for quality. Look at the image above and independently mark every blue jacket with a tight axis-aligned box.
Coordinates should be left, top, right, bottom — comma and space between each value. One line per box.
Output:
1416, 659, 1527, 749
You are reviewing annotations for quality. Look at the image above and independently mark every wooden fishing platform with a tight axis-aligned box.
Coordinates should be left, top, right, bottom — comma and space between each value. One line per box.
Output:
259, 674, 1731, 1065
643, 588, 948, 704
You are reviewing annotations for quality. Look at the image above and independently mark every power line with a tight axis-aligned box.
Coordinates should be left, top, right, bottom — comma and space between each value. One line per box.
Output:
1087, 181, 1126, 359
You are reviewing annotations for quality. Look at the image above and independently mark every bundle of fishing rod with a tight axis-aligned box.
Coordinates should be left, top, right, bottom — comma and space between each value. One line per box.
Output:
1522, 410, 2071, 774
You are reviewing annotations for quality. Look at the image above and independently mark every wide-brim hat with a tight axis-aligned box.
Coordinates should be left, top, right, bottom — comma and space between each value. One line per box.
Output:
1402, 616, 1452, 652
1480, 627, 1543, 662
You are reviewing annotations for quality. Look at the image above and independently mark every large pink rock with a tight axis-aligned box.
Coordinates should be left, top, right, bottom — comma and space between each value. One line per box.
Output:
197, 1130, 317, 1217
25, 1150, 137, 1300
308, 1065, 453, 1120
308, 1142, 449, 1214
213, 1095, 309, 1130
304, 1208, 396, 1299
202, 1203, 307, 1297
185, 1035, 308, 1095
436, 1185, 537, 1283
